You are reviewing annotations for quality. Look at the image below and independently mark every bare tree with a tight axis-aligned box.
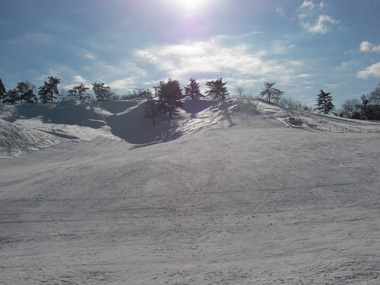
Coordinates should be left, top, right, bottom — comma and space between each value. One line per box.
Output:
236, 87, 245, 97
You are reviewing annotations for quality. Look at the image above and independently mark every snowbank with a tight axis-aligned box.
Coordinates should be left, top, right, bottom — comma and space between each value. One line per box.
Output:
1, 98, 380, 157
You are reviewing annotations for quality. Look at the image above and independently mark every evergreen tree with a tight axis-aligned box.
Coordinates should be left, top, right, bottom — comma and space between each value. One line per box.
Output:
68, 83, 90, 101
137, 89, 153, 99
17, 81, 37, 103
93, 82, 114, 101
3, 88, 19, 104
38, 76, 60, 103
144, 98, 159, 126
0, 79, 6, 103
316, 89, 334, 114
184, 78, 203, 99
259, 82, 284, 104
205, 78, 229, 101
155, 78, 184, 117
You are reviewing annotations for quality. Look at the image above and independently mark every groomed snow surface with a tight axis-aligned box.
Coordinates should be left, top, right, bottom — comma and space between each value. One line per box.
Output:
1, 98, 380, 284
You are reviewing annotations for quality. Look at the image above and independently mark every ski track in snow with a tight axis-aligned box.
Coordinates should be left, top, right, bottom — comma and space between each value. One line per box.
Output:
1, 98, 380, 284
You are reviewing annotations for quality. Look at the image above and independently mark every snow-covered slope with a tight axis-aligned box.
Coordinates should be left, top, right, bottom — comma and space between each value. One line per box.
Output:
0, 99, 224, 156
1, 98, 380, 284
1, 98, 379, 157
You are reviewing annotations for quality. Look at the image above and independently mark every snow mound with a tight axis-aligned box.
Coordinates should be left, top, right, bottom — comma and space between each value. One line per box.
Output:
253, 99, 380, 133
0, 101, 119, 157
1, 98, 380, 157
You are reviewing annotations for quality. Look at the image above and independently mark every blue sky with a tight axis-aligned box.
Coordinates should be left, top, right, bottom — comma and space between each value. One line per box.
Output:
1, 0, 380, 107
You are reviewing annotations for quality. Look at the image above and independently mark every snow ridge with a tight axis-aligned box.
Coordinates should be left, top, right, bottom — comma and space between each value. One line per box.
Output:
1, 98, 380, 157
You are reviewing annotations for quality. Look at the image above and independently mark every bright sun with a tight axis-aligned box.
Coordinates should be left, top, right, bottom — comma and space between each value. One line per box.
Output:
169, 0, 208, 12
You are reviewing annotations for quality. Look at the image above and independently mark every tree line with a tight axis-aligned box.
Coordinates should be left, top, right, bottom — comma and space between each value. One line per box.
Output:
0, 77, 118, 104
0, 75, 337, 121
339, 83, 380, 120
0, 76, 229, 105
1, 75, 379, 121
144, 78, 229, 125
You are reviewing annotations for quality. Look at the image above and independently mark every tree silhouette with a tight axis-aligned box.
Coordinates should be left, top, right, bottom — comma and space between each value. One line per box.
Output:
93, 82, 114, 101
3, 88, 18, 104
205, 78, 229, 101
155, 78, 184, 117
259, 82, 284, 104
17, 81, 37, 103
184, 78, 203, 99
236, 87, 245, 97
316, 89, 334, 114
68, 83, 90, 101
38, 76, 60, 103
144, 97, 159, 126
0, 79, 7, 103
358, 83, 380, 120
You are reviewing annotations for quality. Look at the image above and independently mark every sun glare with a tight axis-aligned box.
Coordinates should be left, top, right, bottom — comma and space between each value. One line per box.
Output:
169, 0, 208, 12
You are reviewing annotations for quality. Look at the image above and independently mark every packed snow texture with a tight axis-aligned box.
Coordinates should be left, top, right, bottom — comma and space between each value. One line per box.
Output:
1, 98, 380, 284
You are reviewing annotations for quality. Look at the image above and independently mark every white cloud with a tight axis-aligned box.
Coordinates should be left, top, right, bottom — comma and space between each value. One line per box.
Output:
357, 62, 380, 79
296, 73, 311, 78
297, 1, 338, 35
301, 14, 339, 35
135, 38, 290, 82
276, 7, 285, 18
272, 40, 295, 54
110, 77, 138, 90
337, 61, 358, 70
62, 75, 90, 90
85, 53, 95, 60
299, 0, 326, 11
73, 75, 88, 84
288, 60, 303, 66
360, 41, 380, 53
325, 83, 340, 89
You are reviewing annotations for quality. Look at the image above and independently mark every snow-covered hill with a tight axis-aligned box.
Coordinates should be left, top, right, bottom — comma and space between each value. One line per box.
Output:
1, 98, 380, 284
1, 98, 379, 157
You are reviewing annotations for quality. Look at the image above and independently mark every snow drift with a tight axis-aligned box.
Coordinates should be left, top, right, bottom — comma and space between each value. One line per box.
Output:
1, 98, 379, 157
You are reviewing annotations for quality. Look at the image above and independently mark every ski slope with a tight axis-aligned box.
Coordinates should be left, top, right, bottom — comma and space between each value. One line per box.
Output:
1, 98, 380, 284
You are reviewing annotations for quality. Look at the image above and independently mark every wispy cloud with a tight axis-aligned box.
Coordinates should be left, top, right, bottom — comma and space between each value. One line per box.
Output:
135, 37, 290, 82
298, 0, 339, 35
73, 75, 88, 84
85, 53, 95, 60
360, 41, 380, 53
62, 75, 90, 90
276, 7, 286, 18
337, 61, 359, 70
357, 62, 380, 79
110, 77, 139, 90
301, 15, 339, 35
299, 0, 326, 11
272, 40, 295, 54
